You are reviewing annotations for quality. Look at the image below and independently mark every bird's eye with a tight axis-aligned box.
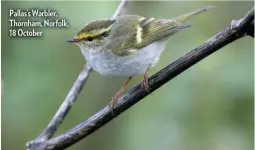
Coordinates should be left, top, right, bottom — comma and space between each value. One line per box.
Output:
87, 37, 93, 41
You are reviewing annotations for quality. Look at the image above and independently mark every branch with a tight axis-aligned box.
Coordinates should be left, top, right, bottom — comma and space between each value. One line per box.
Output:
247, 20, 254, 37
26, 64, 92, 150
43, 7, 254, 150
40, 64, 92, 140
112, 0, 129, 19
26, 0, 129, 149
244, 9, 254, 37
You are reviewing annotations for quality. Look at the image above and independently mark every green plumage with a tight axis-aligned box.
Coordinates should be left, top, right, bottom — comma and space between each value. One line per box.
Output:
74, 6, 212, 56
107, 6, 212, 56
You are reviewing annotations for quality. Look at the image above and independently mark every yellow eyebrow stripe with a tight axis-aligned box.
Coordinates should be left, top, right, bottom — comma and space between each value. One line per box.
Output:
77, 26, 111, 40
77, 33, 91, 40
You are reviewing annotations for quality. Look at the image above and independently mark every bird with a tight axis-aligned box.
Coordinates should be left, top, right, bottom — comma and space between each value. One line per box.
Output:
67, 6, 212, 113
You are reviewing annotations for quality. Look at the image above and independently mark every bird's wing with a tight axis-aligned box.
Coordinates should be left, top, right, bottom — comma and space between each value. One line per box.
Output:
106, 15, 191, 56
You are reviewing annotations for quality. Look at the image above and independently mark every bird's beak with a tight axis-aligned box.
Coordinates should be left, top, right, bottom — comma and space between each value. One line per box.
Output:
66, 37, 78, 43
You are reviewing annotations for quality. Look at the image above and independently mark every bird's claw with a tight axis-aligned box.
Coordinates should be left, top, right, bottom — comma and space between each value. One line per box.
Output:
110, 94, 120, 115
141, 72, 151, 94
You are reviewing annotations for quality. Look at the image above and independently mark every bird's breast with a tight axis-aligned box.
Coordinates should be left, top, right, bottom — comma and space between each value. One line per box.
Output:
86, 41, 167, 76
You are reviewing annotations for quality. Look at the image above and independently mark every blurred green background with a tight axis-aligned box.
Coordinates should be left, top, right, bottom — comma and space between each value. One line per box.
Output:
2, 1, 254, 150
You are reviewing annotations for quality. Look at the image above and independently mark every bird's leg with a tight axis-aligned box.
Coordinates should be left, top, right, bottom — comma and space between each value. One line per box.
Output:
141, 65, 151, 93
110, 76, 132, 114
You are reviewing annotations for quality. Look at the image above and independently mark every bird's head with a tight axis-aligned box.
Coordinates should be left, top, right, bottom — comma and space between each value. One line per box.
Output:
67, 19, 114, 50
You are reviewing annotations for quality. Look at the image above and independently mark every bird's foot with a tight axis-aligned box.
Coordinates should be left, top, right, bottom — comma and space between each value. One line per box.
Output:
109, 77, 132, 115
110, 92, 121, 115
141, 71, 151, 94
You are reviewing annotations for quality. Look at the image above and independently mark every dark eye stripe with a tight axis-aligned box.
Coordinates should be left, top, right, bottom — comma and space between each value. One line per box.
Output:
81, 31, 110, 42
101, 31, 109, 37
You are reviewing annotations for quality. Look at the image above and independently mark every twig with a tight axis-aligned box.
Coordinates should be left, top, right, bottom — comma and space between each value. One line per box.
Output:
112, 0, 129, 19
26, 0, 129, 149
26, 64, 92, 150
40, 64, 92, 140
247, 20, 254, 37
42, 7, 254, 150
244, 8, 254, 37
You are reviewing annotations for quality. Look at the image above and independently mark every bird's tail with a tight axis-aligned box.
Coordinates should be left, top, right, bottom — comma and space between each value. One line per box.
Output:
174, 6, 214, 23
